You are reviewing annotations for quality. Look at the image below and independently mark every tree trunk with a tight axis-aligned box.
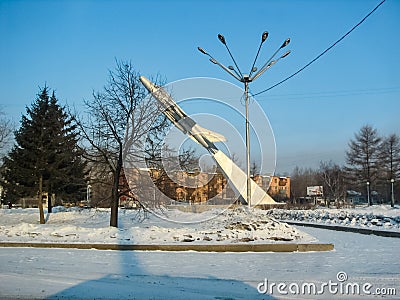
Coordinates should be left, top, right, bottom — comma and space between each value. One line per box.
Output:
367, 183, 372, 206
47, 186, 53, 213
110, 146, 122, 227
38, 175, 45, 224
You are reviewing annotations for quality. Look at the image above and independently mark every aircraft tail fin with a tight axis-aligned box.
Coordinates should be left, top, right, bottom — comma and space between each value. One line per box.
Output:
212, 150, 279, 206
192, 124, 227, 143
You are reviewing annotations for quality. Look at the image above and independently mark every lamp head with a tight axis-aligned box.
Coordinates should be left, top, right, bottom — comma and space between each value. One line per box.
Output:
261, 31, 269, 43
281, 50, 291, 58
218, 34, 226, 45
281, 38, 290, 48
198, 47, 208, 55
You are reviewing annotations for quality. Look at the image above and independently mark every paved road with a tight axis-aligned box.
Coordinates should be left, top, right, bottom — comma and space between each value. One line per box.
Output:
0, 226, 398, 299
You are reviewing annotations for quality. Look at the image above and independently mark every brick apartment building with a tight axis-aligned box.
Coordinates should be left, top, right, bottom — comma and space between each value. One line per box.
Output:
141, 169, 290, 204
90, 168, 290, 207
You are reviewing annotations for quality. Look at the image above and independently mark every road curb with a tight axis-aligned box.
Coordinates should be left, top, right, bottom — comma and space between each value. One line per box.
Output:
0, 242, 334, 252
286, 221, 400, 238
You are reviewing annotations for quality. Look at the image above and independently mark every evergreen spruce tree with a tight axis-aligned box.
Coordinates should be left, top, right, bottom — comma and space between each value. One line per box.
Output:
2, 87, 87, 213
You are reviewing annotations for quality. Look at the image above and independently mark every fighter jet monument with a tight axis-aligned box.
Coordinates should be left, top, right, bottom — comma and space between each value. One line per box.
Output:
139, 76, 279, 206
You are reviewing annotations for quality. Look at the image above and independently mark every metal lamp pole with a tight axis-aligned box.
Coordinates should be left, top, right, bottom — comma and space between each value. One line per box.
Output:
198, 32, 291, 207
244, 77, 251, 208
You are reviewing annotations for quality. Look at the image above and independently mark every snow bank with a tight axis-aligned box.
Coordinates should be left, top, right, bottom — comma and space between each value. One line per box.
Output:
266, 205, 400, 231
0, 206, 316, 245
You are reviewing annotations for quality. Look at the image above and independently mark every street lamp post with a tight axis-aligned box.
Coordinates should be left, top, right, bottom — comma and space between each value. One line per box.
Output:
198, 32, 291, 207
367, 181, 371, 206
390, 178, 395, 207
86, 182, 91, 204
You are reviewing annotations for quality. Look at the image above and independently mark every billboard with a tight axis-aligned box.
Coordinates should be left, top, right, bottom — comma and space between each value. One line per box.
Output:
307, 186, 323, 196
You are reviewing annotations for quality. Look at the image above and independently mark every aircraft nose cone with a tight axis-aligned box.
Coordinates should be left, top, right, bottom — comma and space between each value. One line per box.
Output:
139, 76, 153, 91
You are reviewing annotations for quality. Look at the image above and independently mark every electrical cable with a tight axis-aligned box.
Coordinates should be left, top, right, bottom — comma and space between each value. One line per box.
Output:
251, 86, 400, 101
252, 0, 386, 97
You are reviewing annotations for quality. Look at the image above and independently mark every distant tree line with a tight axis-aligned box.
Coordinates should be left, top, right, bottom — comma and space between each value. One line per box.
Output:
290, 125, 400, 207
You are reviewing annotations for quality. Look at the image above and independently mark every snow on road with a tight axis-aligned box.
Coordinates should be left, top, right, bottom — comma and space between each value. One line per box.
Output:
0, 226, 398, 299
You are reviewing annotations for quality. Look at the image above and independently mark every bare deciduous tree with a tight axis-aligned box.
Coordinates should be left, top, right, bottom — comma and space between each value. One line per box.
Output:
345, 125, 381, 206
0, 109, 13, 156
290, 166, 320, 202
380, 134, 400, 207
250, 161, 258, 177
74, 60, 165, 227
319, 160, 346, 207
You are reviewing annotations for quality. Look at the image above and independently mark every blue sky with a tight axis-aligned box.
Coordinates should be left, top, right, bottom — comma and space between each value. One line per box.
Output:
1, 0, 399, 174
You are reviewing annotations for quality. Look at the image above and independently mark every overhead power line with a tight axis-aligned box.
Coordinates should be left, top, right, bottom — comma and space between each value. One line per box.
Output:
254, 86, 400, 101
252, 0, 386, 97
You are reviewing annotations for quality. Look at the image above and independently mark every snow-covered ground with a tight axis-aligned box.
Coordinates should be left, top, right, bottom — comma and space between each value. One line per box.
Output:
266, 205, 400, 232
0, 207, 316, 245
0, 207, 399, 299
0, 226, 398, 299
